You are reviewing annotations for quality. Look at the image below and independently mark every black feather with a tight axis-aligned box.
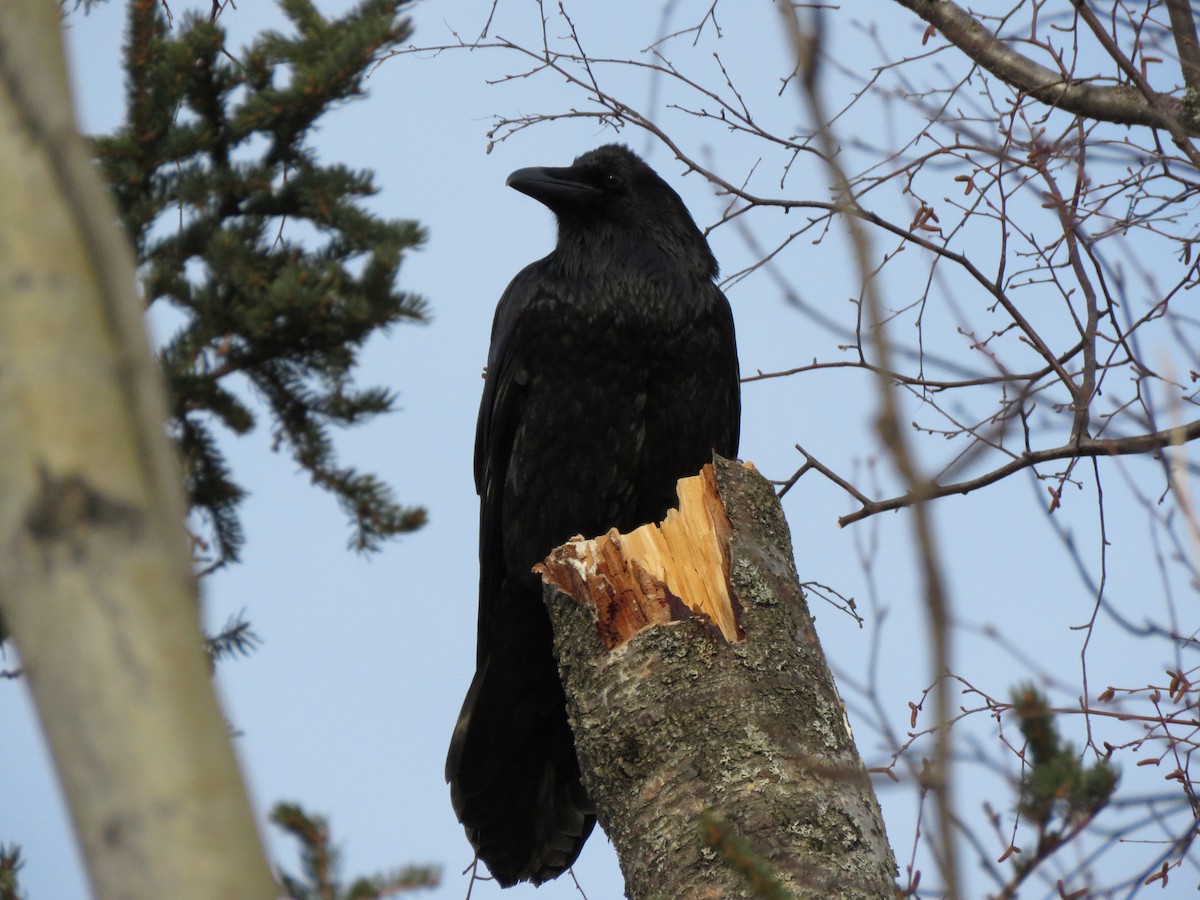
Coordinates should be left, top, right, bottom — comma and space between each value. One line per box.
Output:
446, 144, 741, 886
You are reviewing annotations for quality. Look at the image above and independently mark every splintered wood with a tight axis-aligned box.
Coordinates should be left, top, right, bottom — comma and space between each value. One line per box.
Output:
535, 464, 743, 650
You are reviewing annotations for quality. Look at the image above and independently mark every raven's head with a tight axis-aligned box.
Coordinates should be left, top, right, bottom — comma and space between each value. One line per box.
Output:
507, 144, 717, 279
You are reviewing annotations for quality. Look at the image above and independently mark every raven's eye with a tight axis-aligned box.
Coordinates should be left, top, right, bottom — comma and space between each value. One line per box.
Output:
603, 172, 621, 188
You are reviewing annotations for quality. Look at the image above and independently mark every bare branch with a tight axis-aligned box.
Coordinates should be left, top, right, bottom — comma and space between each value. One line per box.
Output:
1070, 0, 1200, 168
826, 417, 1200, 527
891, 0, 1200, 136
1166, 0, 1200, 97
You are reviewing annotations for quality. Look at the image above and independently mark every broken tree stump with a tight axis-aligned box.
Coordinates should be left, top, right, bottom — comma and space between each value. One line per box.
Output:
537, 455, 897, 900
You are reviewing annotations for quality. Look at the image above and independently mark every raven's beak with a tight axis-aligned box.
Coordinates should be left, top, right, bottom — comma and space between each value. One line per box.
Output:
507, 165, 597, 208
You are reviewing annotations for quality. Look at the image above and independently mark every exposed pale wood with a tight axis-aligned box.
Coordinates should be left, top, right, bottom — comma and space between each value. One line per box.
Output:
536, 463, 741, 649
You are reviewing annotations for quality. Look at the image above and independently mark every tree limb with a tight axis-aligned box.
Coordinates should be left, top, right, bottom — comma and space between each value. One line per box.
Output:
892, 0, 1200, 136
812, 417, 1200, 527
0, 3, 276, 897
1166, 0, 1200, 98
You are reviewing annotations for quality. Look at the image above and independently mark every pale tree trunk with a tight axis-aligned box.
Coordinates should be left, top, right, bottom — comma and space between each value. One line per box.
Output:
539, 457, 897, 899
0, 3, 277, 898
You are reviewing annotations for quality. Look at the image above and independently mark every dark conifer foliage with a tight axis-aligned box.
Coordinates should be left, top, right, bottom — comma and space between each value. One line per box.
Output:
270, 802, 440, 898
93, 0, 428, 569
0, 844, 22, 900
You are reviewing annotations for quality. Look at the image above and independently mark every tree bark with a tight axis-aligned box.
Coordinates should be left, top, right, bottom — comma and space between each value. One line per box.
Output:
0, 4, 277, 898
539, 457, 897, 899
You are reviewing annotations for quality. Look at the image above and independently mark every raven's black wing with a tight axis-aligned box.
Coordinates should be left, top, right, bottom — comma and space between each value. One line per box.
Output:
449, 236, 740, 888
447, 263, 596, 887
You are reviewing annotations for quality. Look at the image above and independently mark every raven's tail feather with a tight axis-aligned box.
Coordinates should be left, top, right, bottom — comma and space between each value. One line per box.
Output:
446, 652, 596, 886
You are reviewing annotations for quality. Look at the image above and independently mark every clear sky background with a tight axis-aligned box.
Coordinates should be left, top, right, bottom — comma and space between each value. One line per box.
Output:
2, 2, 1193, 898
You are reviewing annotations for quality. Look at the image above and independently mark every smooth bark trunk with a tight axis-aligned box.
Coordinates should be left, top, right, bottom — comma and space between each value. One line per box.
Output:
0, 4, 277, 897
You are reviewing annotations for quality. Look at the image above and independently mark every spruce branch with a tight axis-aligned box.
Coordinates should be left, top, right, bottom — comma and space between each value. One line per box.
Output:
271, 802, 440, 900
204, 612, 261, 663
0, 845, 23, 900
93, 0, 428, 567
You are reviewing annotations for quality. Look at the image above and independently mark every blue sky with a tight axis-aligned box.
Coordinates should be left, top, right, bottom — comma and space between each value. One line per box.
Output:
2, 2, 1194, 898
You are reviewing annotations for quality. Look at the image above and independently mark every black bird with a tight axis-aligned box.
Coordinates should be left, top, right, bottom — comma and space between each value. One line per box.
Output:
446, 144, 741, 887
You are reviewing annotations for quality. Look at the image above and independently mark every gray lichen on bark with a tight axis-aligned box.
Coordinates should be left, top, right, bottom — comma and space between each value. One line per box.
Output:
544, 456, 897, 899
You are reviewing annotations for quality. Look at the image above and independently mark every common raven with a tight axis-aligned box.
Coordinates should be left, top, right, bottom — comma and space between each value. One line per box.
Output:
446, 144, 741, 887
